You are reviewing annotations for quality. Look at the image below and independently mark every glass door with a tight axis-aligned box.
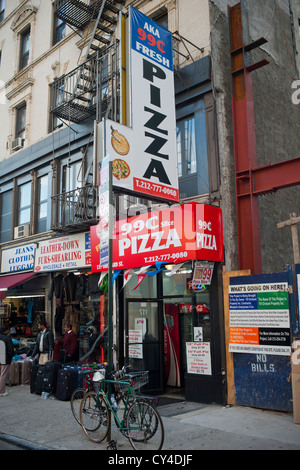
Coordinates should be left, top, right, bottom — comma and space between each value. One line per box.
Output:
126, 300, 163, 393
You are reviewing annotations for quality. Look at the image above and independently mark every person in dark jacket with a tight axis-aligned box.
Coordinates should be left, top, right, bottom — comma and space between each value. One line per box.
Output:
31, 319, 54, 365
0, 324, 14, 397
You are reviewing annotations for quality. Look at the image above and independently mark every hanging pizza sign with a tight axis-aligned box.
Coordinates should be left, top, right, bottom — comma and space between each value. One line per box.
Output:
103, 118, 178, 202
99, 7, 178, 203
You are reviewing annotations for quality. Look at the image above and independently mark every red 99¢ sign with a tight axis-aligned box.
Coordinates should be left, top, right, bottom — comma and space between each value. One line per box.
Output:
137, 27, 166, 53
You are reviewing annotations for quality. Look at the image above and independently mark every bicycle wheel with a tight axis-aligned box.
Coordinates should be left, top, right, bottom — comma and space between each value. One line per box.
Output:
79, 391, 110, 443
70, 388, 86, 425
126, 399, 164, 450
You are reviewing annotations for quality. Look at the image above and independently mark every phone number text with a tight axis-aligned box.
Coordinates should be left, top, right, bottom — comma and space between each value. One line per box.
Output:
144, 252, 188, 263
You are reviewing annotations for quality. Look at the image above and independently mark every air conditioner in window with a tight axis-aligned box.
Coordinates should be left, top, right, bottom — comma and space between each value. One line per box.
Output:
12, 137, 24, 151
14, 224, 30, 239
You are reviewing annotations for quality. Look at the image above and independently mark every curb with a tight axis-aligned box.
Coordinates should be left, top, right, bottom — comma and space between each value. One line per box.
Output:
0, 433, 52, 451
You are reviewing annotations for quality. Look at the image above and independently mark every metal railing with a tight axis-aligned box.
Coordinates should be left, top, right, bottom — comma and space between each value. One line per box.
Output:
50, 41, 120, 123
54, 0, 92, 30
52, 185, 98, 231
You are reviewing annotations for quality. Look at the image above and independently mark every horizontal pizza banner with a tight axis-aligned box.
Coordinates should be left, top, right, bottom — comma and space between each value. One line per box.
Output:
90, 202, 224, 272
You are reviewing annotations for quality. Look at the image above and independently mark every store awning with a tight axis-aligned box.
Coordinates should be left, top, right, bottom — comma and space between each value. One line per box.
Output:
0, 272, 36, 300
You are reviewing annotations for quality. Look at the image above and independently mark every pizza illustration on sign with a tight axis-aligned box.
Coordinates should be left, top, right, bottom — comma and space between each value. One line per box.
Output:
112, 159, 131, 180
111, 125, 130, 156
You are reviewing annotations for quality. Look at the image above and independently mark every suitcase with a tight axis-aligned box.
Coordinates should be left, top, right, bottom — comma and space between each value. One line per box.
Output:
63, 364, 84, 389
6, 361, 20, 386
55, 368, 78, 401
42, 361, 62, 394
35, 364, 45, 394
19, 360, 32, 385
30, 364, 39, 393
63, 364, 94, 389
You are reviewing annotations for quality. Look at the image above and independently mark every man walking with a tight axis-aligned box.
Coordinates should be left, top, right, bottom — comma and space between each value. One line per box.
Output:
0, 324, 14, 397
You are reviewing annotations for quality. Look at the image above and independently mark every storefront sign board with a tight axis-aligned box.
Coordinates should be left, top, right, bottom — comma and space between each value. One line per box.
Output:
91, 202, 224, 271
129, 344, 143, 359
192, 260, 214, 287
129, 330, 143, 343
229, 279, 291, 356
100, 8, 178, 202
129, 7, 178, 202
34, 232, 91, 272
296, 264, 300, 329
186, 342, 212, 375
1, 243, 36, 273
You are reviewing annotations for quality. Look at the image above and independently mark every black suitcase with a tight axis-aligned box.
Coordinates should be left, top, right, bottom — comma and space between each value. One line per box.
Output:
30, 364, 39, 393
55, 368, 78, 401
35, 365, 45, 394
42, 361, 63, 394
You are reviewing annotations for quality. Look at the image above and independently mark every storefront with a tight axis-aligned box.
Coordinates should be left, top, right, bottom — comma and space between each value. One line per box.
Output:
91, 201, 226, 403
0, 243, 49, 341
34, 231, 106, 363
0, 232, 107, 363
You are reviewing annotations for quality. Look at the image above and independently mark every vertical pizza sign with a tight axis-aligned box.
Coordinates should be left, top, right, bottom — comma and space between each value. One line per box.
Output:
105, 7, 179, 202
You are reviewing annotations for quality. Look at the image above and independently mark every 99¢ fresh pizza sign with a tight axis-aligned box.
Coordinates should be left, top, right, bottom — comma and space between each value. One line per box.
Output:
103, 8, 178, 203
130, 7, 178, 201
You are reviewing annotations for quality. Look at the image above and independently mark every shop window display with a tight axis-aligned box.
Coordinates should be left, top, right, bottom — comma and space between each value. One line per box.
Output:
0, 296, 45, 337
0, 296, 45, 361
48, 272, 107, 364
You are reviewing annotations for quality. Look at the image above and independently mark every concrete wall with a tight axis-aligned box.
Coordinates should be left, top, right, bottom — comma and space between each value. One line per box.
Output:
210, 0, 300, 273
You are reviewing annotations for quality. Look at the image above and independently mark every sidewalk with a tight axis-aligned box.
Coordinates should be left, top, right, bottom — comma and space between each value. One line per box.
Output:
1, 384, 300, 451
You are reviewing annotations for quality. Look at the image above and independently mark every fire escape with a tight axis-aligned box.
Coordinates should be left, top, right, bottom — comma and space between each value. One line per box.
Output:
50, 0, 124, 231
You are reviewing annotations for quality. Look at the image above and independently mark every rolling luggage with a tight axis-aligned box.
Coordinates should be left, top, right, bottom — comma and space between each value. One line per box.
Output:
30, 364, 39, 393
19, 360, 32, 385
63, 364, 85, 389
6, 361, 20, 386
42, 361, 62, 394
64, 363, 94, 389
55, 368, 78, 401
35, 364, 45, 394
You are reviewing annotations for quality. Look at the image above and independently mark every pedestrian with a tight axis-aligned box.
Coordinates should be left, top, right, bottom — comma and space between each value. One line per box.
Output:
31, 319, 54, 365
58, 323, 78, 363
0, 324, 15, 397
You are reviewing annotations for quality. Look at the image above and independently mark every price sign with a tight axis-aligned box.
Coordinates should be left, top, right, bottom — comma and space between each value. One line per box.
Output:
192, 261, 214, 287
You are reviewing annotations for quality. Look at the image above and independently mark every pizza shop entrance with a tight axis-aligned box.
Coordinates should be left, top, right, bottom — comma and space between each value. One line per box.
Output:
90, 202, 225, 403
122, 261, 226, 404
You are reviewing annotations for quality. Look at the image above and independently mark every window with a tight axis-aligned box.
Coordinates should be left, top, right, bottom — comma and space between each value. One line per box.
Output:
53, 16, 66, 45
20, 27, 30, 70
0, 0, 5, 23
176, 99, 209, 199
18, 182, 31, 226
16, 103, 26, 140
37, 175, 49, 233
0, 190, 12, 243
49, 82, 64, 132
177, 115, 197, 177
60, 160, 83, 226
152, 10, 168, 30
63, 160, 82, 193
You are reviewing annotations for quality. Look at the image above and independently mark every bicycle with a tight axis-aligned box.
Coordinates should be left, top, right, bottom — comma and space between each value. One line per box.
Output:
70, 368, 106, 425
79, 367, 164, 450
